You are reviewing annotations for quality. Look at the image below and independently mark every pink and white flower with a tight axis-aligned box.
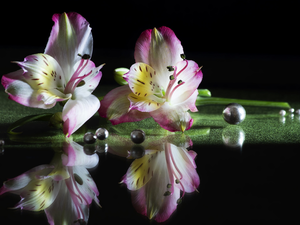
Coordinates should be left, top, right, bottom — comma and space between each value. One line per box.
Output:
1, 12, 104, 137
99, 26, 202, 132
120, 141, 199, 222
0, 140, 100, 225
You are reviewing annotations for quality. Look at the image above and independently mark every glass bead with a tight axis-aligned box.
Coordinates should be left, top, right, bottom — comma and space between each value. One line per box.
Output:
222, 103, 246, 125
130, 129, 145, 144
83, 132, 96, 144
279, 110, 286, 116
95, 128, 109, 140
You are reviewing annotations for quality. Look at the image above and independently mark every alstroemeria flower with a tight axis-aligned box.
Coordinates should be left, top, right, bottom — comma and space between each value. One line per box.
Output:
120, 141, 199, 222
99, 26, 202, 132
1, 12, 103, 137
0, 140, 100, 225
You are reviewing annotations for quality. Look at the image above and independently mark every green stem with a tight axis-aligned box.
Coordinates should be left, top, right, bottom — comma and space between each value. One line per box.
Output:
196, 96, 291, 108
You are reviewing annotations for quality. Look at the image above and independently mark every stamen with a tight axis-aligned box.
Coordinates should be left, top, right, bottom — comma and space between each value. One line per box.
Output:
169, 75, 175, 80
168, 81, 185, 101
178, 80, 183, 84
164, 191, 171, 196
167, 66, 174, 71
180, 54, 186, 60
64, 59, 91, 94
165, 143, 175, 195
175, 60, 189, 78
78, 53, 91, 59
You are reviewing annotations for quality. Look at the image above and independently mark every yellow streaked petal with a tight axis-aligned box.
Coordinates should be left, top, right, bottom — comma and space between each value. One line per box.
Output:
125, 63, 163, 98
37, 89, 71, 105
128, 93, 165, 112
124, 150, 161, 191
17, 54, 65, 90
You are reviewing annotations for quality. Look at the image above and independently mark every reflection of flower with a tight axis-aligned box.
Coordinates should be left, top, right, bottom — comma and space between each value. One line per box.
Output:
120, 141, 199, 222
1, 12, 103, 137
99, 26, 202, 132
0, 140, 99, 225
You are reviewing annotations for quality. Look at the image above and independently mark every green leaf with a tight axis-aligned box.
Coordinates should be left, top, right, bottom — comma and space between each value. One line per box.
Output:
8, 113, 54, 135
196, 96, 291, 109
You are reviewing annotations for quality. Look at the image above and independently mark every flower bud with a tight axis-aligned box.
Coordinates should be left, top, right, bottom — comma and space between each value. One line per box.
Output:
114, 67, 129, 85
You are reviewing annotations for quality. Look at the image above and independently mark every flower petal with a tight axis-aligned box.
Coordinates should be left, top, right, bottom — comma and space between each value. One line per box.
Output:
127, 93, 164, 112
2, 57, 70, 108
134, 27, 184, 90
150, 103, 194, 132
44, 12, 93, 80
121, 150, 160, 190
62, 141, 99, 168
135, 26, 183, 70
0, 165, 54, 195
44, 181, 89, 225
170, 60, 203, 104
98, 85, 151, 125
62, 94, 100, 137
16, 54, 66, 90
124, 62, 164, 97
170, 145, 200, 193
68, 61, 103, 98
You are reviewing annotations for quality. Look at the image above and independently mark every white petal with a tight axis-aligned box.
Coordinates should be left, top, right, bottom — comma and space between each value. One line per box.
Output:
62, 95, 100, 137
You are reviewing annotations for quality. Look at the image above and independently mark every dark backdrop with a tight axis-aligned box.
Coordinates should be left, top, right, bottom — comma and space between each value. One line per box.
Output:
1, 1, 299, 88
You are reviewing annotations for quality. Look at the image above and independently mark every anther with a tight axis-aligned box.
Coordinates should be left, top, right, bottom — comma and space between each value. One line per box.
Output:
176, 198, 182, 204
77, 80, 85, 87
175, 179, 180, 184
78, 53, 91, 60
180, 54, 186, 60
177, 80, 183, 85
167, 184, 172, 188
169, 75, 175, 80
164, 191, 171, 196
167, 66, 174, 71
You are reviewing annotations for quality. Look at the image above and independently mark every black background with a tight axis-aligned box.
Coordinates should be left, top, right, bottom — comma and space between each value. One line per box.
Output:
1, 1, 299, 55
1, 1, 299, 89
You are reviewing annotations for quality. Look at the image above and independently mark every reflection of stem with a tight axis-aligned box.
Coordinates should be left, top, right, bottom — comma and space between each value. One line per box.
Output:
196, 96, 291, 108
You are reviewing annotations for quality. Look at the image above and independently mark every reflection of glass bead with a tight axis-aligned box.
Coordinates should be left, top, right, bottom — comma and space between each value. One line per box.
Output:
279, 110, 286, 116
95, 128, 109, 140
0, 140, 4, 146
222, 126, 245, 149
222, 103, 246, 125
84, 132, 96, 144
131, 129, 146, 144
83, 145, 96, 155
295, 109, 300, 114
130, 144, 145, 159
95, 143, 108, 153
